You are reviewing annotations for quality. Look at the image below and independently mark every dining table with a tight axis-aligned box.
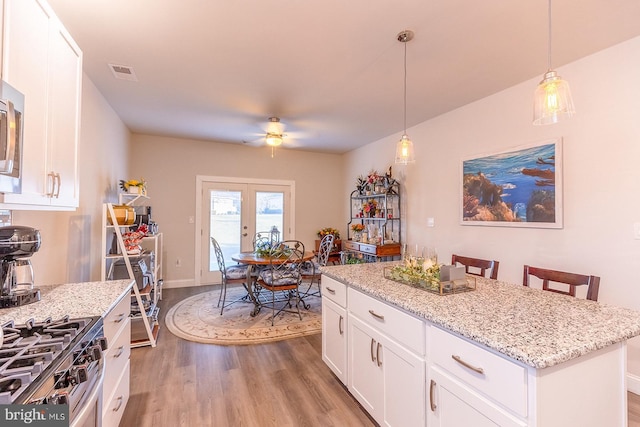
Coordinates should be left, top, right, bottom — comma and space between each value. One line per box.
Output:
231, 250, 316, 316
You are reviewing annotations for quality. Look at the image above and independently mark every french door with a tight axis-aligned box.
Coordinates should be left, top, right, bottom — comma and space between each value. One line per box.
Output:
196, 177, 294, 285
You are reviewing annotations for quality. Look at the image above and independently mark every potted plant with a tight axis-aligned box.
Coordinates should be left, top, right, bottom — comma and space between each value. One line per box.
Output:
119, 178, 146, 195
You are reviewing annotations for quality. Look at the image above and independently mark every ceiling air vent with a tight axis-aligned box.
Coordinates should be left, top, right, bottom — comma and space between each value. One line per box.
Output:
108, 63, 138, 81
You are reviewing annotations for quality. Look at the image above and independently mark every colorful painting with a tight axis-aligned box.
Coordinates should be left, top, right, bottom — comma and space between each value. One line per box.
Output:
461, 138, 562, 228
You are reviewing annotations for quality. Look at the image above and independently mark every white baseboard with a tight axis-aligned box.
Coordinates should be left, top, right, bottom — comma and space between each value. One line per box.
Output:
628, 373, 640, 395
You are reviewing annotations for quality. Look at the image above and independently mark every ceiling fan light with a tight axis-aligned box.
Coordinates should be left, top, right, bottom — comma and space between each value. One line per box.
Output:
533, 70, 575, 125
265, 133, 283, 146
395, 134, 415, 165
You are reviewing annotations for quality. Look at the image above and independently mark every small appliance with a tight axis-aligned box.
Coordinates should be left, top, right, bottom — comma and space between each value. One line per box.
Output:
0, 80, 24, 193
0, 225, 41, 307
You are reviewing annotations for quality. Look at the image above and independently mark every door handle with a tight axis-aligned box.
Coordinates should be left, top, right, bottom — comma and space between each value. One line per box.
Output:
430, 379, 437, 411
370, 338, 376, 363
376, 342, 382, 367
242, 233, 248, 237
338, 315, 343, 335
54, 173, 61, 198
368, 309, 385, 321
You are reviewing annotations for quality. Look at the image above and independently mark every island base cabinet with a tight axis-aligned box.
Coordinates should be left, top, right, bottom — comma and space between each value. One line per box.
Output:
348, 316, 425, 426
322, 297, 347, 384
428, 367, 526, 427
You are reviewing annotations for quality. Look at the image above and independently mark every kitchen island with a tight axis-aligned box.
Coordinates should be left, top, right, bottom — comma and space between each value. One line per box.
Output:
321, 262, 640, 427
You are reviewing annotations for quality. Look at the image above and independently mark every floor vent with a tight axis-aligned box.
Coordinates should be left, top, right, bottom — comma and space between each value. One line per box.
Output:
108, 63, 138, 81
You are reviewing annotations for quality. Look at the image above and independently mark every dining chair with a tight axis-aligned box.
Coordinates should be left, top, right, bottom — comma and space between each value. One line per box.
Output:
300, 234, 335, 302
523, 265, 600, 301
211, 237, 250, 314
451, 254, 500, 280
255, 240, 305, 325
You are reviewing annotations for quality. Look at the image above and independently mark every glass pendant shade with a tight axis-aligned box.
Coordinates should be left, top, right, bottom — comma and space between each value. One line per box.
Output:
533, 70, 575, 125
265, 133, 283, 146
395, 134, 415, 165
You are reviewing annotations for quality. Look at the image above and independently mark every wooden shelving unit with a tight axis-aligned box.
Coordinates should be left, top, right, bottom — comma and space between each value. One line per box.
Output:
101, 202, 160, 348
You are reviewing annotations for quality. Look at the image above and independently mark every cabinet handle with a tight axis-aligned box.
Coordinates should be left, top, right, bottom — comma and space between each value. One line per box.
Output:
376, 342, 382, 367
452, 355, 485, 375
370, 338, 376, 362
114, 346, 125, 358
113, 396, 124, 412
338, 315, 343, 335
368, 309, 385, 321
325, 287, 336, 294
430, 379, 437, 411
114, 313, 126, 323
46, 172, 56, 197
54, 173, 61, 198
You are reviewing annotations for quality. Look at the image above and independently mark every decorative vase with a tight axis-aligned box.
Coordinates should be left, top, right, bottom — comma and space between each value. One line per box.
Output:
353, 231, 362, 242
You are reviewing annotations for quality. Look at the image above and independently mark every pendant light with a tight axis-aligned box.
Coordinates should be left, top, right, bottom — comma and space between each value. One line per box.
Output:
395, 30, 416, 165
533, 0, 575, 125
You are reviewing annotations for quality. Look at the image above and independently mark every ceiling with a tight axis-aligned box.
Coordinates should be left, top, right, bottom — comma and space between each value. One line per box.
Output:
47, 0, 640, 154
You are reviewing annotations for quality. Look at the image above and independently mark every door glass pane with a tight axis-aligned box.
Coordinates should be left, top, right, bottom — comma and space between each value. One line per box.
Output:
210, 190, 241, 271
256, 191, 283, 241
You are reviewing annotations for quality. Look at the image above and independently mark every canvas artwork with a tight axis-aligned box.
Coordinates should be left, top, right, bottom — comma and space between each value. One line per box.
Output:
461, 138, 562, 228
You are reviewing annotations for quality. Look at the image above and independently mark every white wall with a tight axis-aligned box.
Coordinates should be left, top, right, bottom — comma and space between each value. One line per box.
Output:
128, 134, 345, 286
344, 36, 640, 380
12, 75, 130, 285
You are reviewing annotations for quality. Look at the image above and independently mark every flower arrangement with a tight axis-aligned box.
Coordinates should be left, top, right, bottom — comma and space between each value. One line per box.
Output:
317, 227, 340, 240
366, 170, 382, 185
119, 178, 146, 194
362, 199, 378, 216
351, 224, 365, 233
387, 256, 441, 290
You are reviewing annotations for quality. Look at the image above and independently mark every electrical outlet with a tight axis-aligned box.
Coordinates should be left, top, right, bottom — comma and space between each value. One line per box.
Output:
427, 217, 435, 227
176, 258, 182, 267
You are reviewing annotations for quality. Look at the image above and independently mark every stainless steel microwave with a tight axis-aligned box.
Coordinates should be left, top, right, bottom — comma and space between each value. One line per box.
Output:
0, 81, 23, 194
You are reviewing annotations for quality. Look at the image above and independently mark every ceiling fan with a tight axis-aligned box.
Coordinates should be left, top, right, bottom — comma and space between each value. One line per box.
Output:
243, 116, 298, 157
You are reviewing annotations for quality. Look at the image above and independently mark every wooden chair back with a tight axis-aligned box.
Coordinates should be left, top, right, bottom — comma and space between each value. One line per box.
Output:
523, 265, 600, 301
451, 254, 500, 280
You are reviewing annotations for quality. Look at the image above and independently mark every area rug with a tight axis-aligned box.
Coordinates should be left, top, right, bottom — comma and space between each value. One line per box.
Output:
165, 285, 322, 345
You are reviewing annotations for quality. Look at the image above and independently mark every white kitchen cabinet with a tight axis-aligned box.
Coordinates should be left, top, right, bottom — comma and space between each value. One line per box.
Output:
0, 0, 82, 209
102, 293, 131, 427
321, 276, 347, 384
347, 288, 425, 427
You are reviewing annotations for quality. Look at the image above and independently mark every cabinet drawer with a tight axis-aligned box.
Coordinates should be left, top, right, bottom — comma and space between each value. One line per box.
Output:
103, 319, 131, 405
102, 361, 130, 427
343, 240, 359, 251
103, 294, 131, 340
359, 244, 377, 255
348, 288, 424, 355
430, 326, 527, 417
321, 275, 347, 307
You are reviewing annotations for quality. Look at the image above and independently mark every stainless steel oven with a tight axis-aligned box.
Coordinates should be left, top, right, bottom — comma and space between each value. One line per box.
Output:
0, 80, 24, 194
0, 316, 107, 427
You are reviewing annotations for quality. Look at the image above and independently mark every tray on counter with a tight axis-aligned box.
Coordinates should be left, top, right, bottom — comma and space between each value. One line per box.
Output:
383, 266, 476, 295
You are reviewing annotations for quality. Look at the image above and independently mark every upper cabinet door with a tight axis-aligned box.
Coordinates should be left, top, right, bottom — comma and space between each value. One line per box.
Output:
0, 0, 82, 210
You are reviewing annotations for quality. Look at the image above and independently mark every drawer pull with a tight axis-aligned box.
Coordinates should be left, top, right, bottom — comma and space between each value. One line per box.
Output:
452, 354, 485, 375
370, 338, 376, 362
376, 342, 382, 367
430, 379, 437, 411
368, 309, 385, 321
114, 313, 126, 323
114, 346, 125, 358
338, 315, 343, 335
325, 287, 336, 294
113, 395, 124, 412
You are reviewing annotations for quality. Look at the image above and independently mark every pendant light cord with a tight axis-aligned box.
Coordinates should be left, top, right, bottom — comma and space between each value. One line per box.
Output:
547, 0, 552, 70
403, 34, 408, 134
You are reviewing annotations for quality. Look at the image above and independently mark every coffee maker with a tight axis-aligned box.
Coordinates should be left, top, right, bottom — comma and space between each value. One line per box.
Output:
0, 225, 41, 308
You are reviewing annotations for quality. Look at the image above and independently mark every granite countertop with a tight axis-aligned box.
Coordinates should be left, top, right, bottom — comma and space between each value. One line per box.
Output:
321, 262, 640, 369
0, 279, 134, 325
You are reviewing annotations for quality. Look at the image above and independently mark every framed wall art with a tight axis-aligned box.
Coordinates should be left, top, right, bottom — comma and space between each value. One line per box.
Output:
460, 138, 563, 228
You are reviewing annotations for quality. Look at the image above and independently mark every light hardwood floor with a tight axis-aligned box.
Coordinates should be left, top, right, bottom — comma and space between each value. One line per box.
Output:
120, 285, 640, 427
120, 285, 375, 427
